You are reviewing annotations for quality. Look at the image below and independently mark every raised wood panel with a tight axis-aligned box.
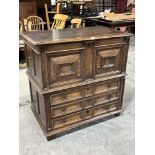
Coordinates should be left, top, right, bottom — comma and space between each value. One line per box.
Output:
38, 93, 46, 127
95, 44, 125, 77
47, 49, 84, 87
33, 52, 42, 81
26, 45, 34, 74
25, 44, 43, 88
31, 84, 39, 113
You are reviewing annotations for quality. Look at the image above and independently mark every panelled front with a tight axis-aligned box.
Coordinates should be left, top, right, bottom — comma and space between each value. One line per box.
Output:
46, 48, 84, 88
50, 77, 121, 106
26, 37, 128, 90
49, 77, 123, 130
25, 44, 43, 88
22, 28, 130, 139
94, 41, 126, 78
45, 38, 126, 89
51, 101, 119, 130
29, 81, 47, 128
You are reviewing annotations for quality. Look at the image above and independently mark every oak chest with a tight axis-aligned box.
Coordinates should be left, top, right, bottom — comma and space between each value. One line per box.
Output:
21, 26, 131, 140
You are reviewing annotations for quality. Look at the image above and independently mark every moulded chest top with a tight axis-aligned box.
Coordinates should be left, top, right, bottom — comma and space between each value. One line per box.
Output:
21, 26, 131, 45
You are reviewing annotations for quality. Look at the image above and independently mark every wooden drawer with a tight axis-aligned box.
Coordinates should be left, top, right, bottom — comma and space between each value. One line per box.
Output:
94, 91, 119, 106
95, 78, 120, 95
94, 101, 119, 116
52, 101, 119, 129
51, 100, 83, 118
51, 98, 95, 118
52, 112, 82, 129
52, 108, 95, 129
50, 77, 121, 106
50, 88, 82, 106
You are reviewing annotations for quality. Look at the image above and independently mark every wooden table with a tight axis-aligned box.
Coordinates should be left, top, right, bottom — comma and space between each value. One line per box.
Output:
21, 26, 131, 140
86, 17, 135, 29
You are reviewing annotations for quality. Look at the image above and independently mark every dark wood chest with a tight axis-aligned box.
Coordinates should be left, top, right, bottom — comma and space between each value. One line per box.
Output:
21, 26, 131, 140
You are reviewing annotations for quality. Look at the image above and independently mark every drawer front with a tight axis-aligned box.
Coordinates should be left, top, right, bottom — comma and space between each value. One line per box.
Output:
50, 88, 82, 106
82, 98, 94, 109
95, 43, 125, 78
52, 112, 82, 129
94, 92, 119, 106
51, 101, 83, 118
52, 101, 119, 129
95, 78, 120, 95
50, 77, 121, 106
52, 109, 94, 130
51, 98, 95, 118
94, 101, 119, 116
82, 108, 95, 120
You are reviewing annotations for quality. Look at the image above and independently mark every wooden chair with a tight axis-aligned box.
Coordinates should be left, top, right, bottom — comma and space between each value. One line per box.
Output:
26, 16, 44, 32
45, 3, 61, 30
51, 14, 68, 30
71, 18, 82, 28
